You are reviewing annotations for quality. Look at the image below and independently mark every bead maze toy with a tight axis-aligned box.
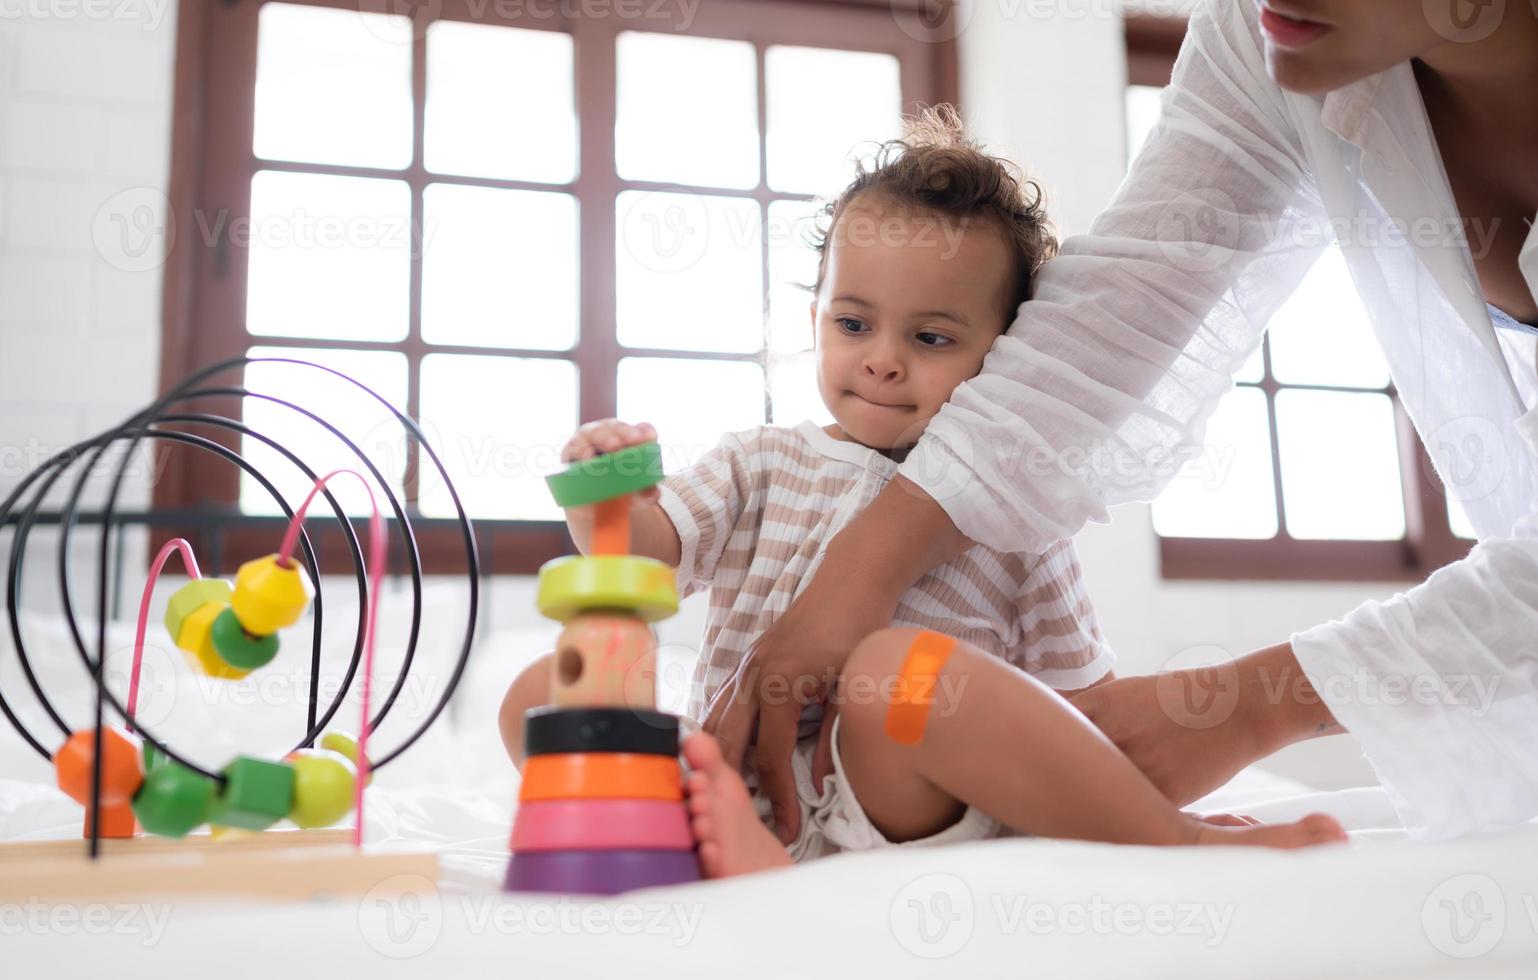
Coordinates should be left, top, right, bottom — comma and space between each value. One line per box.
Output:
504, 441, 702, 895
0, 356, 478, 900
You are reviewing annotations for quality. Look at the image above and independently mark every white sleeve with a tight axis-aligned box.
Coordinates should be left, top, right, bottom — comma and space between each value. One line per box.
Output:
654, 428, 762, 598
1292, 407, 1538, 840
900, 0, 1327, 553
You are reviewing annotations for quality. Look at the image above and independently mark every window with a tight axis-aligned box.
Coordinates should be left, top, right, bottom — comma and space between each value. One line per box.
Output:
1124, 15, 1471, 580
160, 0, 955, 572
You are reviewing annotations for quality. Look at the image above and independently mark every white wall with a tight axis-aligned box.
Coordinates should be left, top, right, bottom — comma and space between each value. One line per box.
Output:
955, 0, 1402, 788
0, 3, 178, 607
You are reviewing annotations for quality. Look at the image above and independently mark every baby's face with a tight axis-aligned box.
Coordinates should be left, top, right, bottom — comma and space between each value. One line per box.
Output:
812, 199, 1015, 452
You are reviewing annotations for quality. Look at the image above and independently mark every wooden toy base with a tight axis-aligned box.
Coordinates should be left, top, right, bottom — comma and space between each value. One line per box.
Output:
0, 830, 438, 902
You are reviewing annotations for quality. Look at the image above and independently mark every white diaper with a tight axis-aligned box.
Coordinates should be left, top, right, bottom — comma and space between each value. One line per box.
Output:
743, 714, 1007, 862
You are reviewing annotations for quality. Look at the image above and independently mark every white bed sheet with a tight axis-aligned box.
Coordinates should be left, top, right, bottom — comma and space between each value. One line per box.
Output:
4, 766, 1536, 979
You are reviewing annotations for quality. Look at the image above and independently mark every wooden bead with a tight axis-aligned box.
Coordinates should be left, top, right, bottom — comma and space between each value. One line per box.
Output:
319, 731, 372, 785
231, 554, 313, 636
55, 727, 143, 807
287, 749, 356, 829
210, 606, 280, 670
549, 612, 657, 709
175, 600, 252, 681
132, 762, 215, 838
207, 757, 295, 831
163, 578, 232, 648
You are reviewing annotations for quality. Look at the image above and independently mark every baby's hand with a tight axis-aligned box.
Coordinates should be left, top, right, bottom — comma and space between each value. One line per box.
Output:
561, 419, 661, 504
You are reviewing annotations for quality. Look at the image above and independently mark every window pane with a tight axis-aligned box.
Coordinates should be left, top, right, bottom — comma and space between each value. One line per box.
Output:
418, 354, 577, 520
1235, 346, 1265, 384
254, 3, 412, 169
1448, 496, 1477, 540
422, 185, 577, 350
766, 46, 901, 195
1151, 386, 1278, 539
246, 170, 411, 342
1268, 248, 1390, 388
767, 198, 819, 355
425, 22, 576, 183
1276, 389, 1405, 540
768, 351, 832, 427
617, 358, 765, 470
616, 191, 763, 353
241, 347, 409, 517
615, 32, 757, 190
1124, 84, 1163, 165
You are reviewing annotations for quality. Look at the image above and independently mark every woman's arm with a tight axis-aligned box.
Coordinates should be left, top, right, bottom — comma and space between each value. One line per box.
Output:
704, 0, 1330, 840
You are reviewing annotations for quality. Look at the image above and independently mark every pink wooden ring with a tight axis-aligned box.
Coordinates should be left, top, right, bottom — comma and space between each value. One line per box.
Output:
511, 798, 694, 852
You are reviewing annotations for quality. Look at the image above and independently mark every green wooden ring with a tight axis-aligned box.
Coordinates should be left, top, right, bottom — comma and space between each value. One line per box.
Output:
546, 441, 665, 508
210, 606, 280, 671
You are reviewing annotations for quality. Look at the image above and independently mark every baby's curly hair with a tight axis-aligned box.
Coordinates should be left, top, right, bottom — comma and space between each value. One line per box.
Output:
809, 104, 1057, 320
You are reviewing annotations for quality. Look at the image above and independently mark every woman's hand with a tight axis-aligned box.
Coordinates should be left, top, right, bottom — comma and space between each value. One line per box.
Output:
1069, 642, 1341, 807
701, 474, 973, 845
701, 568, 894, 844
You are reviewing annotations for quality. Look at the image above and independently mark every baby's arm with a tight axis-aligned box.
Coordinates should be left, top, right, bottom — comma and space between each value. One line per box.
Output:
560, 418, 681, 566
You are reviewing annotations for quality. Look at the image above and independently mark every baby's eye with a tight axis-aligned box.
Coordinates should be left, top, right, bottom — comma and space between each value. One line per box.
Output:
916, 331, 953, 348
836, 317, 868, 334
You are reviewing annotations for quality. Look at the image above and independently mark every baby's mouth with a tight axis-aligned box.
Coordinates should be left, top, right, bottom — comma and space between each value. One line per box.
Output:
849, 391, 916, 411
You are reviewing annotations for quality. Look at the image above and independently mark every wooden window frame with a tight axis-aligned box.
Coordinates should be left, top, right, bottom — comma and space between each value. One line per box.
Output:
157, 0, 957, 574
1124, 13, 1471, 582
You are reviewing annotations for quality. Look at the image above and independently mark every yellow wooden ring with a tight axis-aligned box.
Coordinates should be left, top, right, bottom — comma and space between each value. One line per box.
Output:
536, 555, 679, 623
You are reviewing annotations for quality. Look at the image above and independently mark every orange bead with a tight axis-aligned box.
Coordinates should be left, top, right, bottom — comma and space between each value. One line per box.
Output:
55, 727, 144, 807
591, 497, 631, 556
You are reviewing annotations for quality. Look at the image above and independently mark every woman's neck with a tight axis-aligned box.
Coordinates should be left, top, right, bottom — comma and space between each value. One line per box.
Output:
1414, 15, 1538, 144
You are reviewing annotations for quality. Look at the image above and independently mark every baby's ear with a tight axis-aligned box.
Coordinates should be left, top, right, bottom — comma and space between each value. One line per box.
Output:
807, 301, 818, 345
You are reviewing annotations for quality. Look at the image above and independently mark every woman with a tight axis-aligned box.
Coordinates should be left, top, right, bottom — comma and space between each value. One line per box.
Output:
704, 0, 1538, 842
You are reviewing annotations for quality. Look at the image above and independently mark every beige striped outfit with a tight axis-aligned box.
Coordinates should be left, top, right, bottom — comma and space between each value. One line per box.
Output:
656, 421, 1115, 860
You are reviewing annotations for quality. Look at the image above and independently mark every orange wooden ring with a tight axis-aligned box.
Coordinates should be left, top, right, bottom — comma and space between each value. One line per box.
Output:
519, 752, 682, 803
883, 630, 958, 746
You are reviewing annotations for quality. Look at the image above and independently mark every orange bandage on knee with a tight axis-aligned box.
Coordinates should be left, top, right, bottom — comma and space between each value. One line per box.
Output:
883, 630, 958, 746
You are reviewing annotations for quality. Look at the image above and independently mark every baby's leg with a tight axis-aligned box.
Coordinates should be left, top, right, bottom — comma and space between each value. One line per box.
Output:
499, 652, 554, 770
835, 628, 1344, 848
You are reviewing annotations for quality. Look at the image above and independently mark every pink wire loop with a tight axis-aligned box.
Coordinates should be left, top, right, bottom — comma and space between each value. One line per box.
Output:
279, 469, 387, 848
127, 539, 201, 732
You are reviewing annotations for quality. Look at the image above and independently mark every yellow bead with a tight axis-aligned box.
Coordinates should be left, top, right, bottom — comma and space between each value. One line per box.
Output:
287, 749, 357, 828
232, 554, 314, 636
319, 731, 373, 785
176, 601, 252, 681
163, 579, 232, 647
535, 555, 679, 623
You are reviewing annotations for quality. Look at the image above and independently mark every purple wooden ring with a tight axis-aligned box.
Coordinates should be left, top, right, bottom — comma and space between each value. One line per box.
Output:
504, 848, 701, 895
511, 799, 693, 852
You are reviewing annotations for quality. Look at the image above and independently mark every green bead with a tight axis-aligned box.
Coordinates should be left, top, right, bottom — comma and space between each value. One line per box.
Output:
545, 441, 665, 507
143, 740, 163, 771
209, 607, 280, 670
163, 578, 233, 647
208, 757, 294, 831
132, 762, 215, 838
288, 749, 356, 829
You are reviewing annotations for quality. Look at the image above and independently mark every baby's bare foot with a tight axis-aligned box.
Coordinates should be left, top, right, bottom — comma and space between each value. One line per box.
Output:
1192, 812, 1348, 849
681, 731, 794, 878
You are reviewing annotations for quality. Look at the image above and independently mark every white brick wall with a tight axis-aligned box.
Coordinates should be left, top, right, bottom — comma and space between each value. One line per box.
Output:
0, 4, 178, 612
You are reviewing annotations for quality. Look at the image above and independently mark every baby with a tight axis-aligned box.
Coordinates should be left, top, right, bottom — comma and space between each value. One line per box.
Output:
501, 108, 1345, 878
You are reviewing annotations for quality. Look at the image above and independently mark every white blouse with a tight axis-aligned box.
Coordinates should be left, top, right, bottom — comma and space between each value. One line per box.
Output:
900, 0, 1538, 839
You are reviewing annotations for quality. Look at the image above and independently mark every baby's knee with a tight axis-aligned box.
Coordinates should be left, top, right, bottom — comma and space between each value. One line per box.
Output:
837, 627, 933, 733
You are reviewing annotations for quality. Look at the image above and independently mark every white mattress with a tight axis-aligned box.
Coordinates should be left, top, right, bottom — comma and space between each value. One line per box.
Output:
4, 767, 1536, 979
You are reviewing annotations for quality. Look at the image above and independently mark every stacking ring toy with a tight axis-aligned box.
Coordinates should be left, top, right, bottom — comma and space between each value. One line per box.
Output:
535, 555, 679, 623
545, 441, 665, 508
511, 799, 693, 851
